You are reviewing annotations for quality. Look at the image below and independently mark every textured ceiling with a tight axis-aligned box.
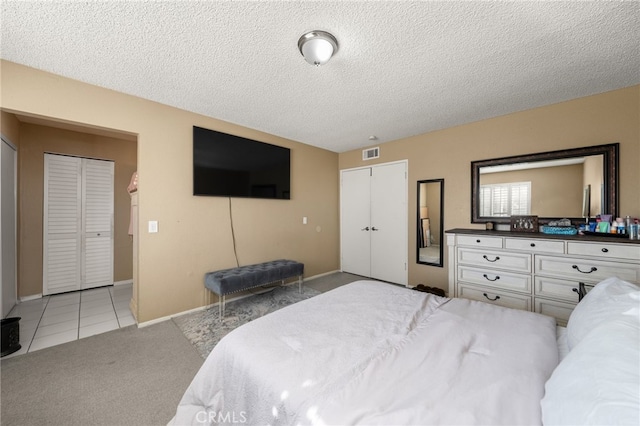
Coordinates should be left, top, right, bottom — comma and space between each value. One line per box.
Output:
1, 1, 639, 153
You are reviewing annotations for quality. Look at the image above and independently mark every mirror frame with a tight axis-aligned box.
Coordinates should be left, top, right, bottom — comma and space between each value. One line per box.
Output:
471, 143, 619, 224
417, 178, 444, 267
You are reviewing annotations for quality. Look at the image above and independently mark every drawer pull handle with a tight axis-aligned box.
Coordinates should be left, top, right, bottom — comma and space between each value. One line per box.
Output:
601, 248, 609, 253
482, 274, 500, 282
482, 255, 500, 262
476, 239, 481, 243
530, 243, 536, 247
572, 283, 587, 301
572, 265, 597, 274
483, 293, 501, 301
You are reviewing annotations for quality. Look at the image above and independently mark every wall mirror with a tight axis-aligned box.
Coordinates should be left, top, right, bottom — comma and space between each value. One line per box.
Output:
417, 179, 444, 267
471, 143, 619, 224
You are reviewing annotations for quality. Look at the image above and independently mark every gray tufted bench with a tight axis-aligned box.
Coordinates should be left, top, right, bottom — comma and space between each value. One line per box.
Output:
205, 259, 304, 319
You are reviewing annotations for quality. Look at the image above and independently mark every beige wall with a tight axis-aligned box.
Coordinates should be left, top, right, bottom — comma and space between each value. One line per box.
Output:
16, 122, 137, 297
1, 60, 340, 322
339, 85, 640, 291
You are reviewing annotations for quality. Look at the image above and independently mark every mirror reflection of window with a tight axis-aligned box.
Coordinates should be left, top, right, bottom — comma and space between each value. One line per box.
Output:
480, 182, 531, 216
471, 144, 618, 224
478, 155, 603, 218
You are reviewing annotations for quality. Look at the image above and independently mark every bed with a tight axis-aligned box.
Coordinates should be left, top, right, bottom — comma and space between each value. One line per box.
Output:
170, 277, 640, 425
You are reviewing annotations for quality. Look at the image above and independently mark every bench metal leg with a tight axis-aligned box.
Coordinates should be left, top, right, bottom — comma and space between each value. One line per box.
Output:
219, 294, 226, 321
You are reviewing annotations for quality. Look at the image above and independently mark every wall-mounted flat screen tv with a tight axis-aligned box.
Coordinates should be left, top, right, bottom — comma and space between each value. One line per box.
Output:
193, 126, 290, 199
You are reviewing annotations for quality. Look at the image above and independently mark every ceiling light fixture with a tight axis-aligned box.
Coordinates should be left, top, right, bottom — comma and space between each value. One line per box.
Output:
298, 30, 338, 66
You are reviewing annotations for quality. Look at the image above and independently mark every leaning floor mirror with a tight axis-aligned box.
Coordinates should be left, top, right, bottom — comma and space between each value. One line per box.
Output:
417, 179, 444, 267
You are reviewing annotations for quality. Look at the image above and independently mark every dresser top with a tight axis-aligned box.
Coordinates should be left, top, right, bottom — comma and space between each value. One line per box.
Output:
446, 228, 640, 245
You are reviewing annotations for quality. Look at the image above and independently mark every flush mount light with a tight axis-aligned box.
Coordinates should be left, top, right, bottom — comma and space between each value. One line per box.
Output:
298, 30, 338, 66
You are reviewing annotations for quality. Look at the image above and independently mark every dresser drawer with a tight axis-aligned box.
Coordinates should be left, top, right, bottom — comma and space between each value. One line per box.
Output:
459, 284, 531, 311
458, 266, 532, 294
567, 241, 640, 262
505, 238, 565, 254
534, 276, 594, 303
535, 255, 640, 283
457, 248, 531, 273
456, 235, 503, 248
534, 298, 577, 326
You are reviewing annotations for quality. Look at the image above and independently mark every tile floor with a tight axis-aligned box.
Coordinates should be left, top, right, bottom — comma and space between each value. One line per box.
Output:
3, 283, 135, 358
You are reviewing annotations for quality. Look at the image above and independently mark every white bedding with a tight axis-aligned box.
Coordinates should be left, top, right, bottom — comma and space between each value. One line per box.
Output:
170, 280, 558, 425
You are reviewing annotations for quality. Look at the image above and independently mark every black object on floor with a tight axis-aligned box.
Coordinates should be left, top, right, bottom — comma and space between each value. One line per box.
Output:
413, 285, 446, 297
1, 317, 21, 357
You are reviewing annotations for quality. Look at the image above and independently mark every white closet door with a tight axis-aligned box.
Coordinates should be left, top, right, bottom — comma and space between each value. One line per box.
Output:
43, 154, 82, 295
340, 168, 372, 277
370, 162, 407, 285
82, 159, 114, 289
340, 161, 407, 285
43, 154, 114, 295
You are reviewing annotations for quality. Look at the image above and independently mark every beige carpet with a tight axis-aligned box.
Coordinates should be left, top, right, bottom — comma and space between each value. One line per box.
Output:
0, 320, 203, 426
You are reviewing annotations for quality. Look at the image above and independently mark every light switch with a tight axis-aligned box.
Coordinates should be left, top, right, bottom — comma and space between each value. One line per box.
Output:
148, 220, 158, 233
303, 216, 308, 225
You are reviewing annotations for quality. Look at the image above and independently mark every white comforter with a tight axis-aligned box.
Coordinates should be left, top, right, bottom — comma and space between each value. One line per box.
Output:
170, 281, 558, 425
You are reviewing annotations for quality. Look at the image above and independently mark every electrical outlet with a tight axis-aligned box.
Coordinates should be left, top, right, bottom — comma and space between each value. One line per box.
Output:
148, 220, 158, 233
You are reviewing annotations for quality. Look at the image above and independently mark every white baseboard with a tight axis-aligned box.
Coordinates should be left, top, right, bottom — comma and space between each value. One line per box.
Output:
303, 270, 340, 281
114, 279, 133, 286
20, 294, 43, 302
137, 301, 216, 328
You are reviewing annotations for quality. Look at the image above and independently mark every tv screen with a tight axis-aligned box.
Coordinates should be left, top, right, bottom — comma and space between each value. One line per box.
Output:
193, 126, 290, 199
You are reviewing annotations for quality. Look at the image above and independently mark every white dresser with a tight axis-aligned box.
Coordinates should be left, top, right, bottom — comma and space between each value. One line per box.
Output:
446, 229, 640, 325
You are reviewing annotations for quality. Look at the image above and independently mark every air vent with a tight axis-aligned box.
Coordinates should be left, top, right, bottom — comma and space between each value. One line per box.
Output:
362, 147, 380, 161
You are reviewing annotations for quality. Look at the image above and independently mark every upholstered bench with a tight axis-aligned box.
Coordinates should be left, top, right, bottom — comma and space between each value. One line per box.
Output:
205, 259, 304, 319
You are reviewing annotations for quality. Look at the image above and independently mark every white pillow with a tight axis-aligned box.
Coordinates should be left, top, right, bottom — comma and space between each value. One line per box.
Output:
541, 277, 640, 425
566, 277, 640, 350
541, 312, 640, 425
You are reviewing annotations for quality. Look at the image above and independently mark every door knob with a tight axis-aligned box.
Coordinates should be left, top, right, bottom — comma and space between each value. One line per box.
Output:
371, 227, 379, 231
361, 227, 370, 231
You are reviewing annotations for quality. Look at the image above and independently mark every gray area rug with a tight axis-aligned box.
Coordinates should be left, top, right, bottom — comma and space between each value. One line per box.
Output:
173, 284, 321, 358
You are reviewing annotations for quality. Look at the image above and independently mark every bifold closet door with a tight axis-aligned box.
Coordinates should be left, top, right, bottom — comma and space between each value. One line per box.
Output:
43, 154, 114, 295
82, 158, 114, 289
340, 162, 407, 285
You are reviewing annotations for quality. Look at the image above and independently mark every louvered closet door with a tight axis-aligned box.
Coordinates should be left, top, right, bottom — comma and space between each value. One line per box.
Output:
82, 159, 114, 289
43, 155, 82, 294
43, 154, 114, 295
